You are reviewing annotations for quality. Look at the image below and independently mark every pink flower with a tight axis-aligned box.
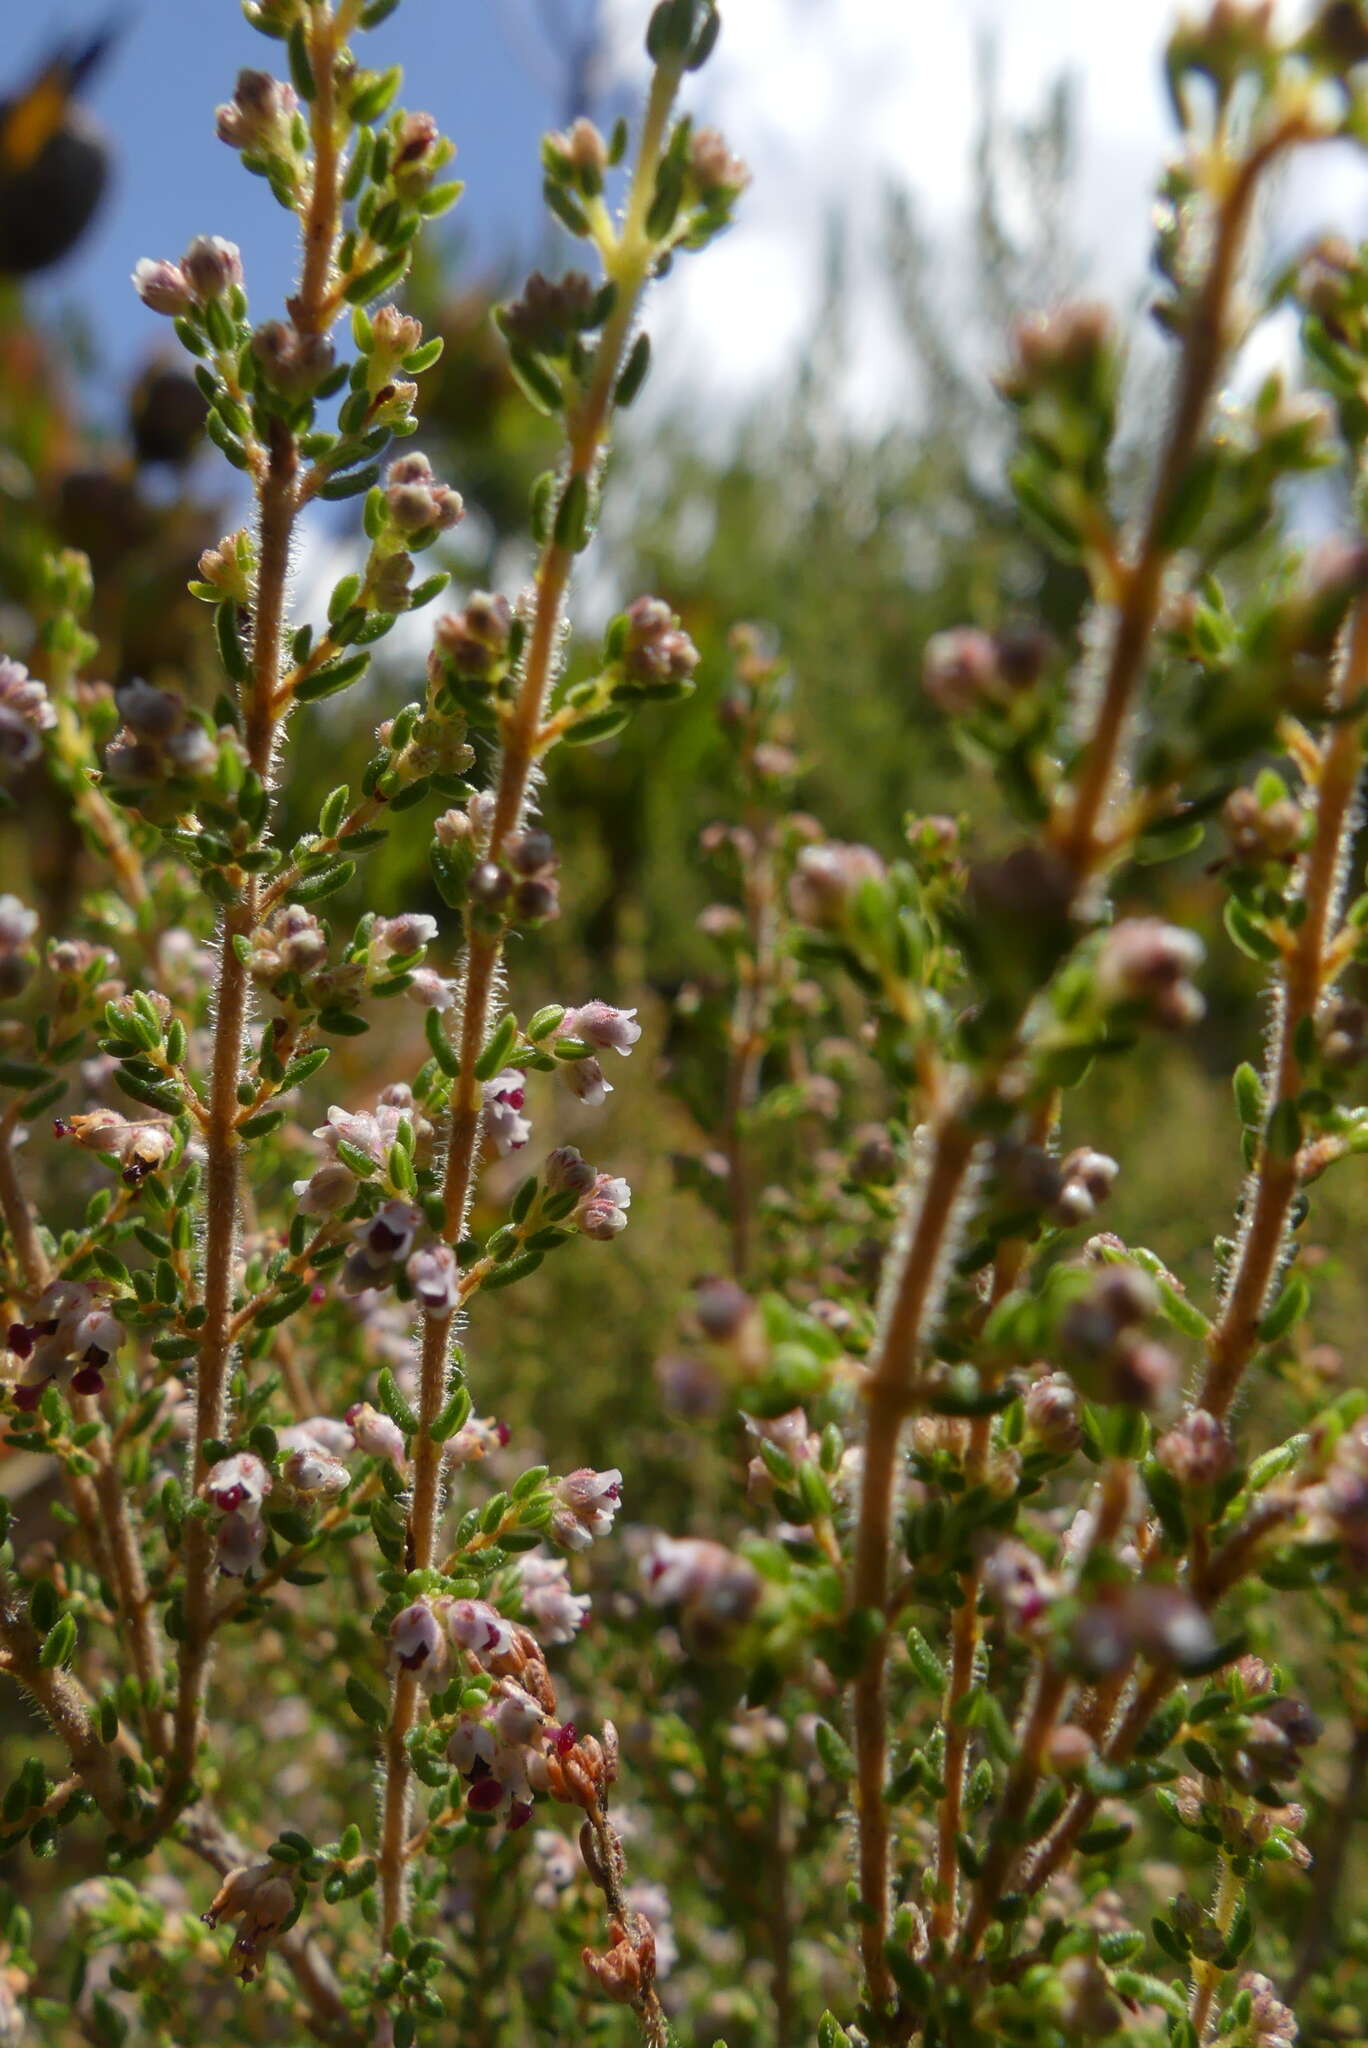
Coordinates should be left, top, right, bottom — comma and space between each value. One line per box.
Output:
551, 1468, 623, 1552
407, 1242, 460, 1318
391, 1601, 449, 1689
574, 1173, 631, 1241
482, 1069, 531, 1155
203, 1453, 271, 1515
516, 1556, 589, 1645
346, 1401, 407, 1473
560, 1002, 642, 1057
215, 1511, 267, 1577
561, 1056, 612, 1107
445, 1597, 516, 1665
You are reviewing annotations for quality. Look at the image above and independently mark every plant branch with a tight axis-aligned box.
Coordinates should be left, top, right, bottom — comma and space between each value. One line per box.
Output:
376, 54, 689, 1951
1200, 595, 1368, 1417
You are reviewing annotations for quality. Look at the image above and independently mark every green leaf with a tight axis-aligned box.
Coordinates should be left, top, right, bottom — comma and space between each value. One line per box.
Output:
346, 1676, 388, 1729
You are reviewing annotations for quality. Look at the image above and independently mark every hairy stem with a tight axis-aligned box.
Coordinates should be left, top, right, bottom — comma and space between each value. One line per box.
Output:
167, 420, 297, 1808
377, 57, 688, 1950
1200, 595, 1368, 1416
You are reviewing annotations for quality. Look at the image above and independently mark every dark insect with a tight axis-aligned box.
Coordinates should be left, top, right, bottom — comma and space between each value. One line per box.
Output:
0, 22, 118, 276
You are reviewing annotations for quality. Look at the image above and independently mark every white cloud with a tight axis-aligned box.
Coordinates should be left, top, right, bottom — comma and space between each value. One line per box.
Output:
597, 0, 1368, 427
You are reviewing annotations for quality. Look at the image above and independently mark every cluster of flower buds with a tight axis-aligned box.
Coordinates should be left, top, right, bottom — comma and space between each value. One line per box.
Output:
1095, 917, 1205, 1030
6, 1281, 125, 1410
53, 1108, 176, 1187
499, 270, 600, 361
463, 828, 563, 931
382, 451, 464, 542
203, 1451, 272, 1576
102, 677, 221, 801
0, 659, 56, 773
250, 319, 336, 401
616, 596, 700, 697
192, 528, 254, 607
0, 896, 38, 998
430, 593, 514, 686
133, 234, 244, 316
1058, 1262, 1179, 1408
1154, 1407, 1235, 1488
542, 116, 611, 198
788, 841, 887, 932
921, 622, 1053, 717
582, 1913, 660, 2009
202, 1861, 297, 1984
215, 68, 303, 189
1054, 1146, 1120, 1226
1300, 1406, 1368, 1567
1222, 784, 1303, 867
685, 127, 749, 207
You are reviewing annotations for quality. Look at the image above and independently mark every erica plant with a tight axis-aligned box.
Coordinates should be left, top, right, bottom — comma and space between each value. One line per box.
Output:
3, 4, 1368, 2048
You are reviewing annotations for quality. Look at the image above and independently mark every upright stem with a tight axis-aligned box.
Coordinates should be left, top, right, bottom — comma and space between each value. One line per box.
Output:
1189, 1853, 1242, 2039
377, 60, 687, 1949
1200, 596, 1368, 1417
165, 0, 344, 1806
167, 422, 297, 1807
850, 1120, 981, 2009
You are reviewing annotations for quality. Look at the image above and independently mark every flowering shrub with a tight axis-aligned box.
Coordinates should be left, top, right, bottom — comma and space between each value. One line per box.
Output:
2, 3, 1368, 2046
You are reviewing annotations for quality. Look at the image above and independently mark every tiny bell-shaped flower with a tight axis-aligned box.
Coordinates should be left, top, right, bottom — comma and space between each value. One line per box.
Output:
346, 1401, 408, 1472
550, 1468, 623, 1551
482, 1069, 531, 1155
574, 1173, 631, 1240
560, 1001, 641, 1057
406, 1242, 460, 1318
202, 1452, 271, 1516
203, 1862, 297, 1983
516, 1555, 590, 1644
390, 1600, 450, 1690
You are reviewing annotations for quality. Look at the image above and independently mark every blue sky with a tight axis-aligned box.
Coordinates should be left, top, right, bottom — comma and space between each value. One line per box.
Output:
21, 1, 585, 385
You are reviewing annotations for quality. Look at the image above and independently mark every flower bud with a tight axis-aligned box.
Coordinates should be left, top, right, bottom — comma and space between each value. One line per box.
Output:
133, 257, 194, 315
181, 234, 244, 301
